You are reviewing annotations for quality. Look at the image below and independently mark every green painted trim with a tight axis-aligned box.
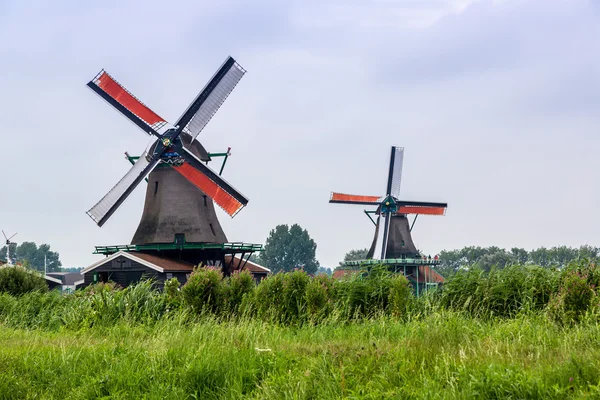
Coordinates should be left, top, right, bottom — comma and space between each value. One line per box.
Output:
94, 242, 263, 255
364, 210, 377, 226
343, 258, 440, 267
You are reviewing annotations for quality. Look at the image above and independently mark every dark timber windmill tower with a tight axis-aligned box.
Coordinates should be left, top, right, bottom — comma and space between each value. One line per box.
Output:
329, 146, 448, 292
83, 56, 262, 283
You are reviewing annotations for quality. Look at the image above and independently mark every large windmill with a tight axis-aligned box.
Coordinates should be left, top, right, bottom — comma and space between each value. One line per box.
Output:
330, 147, 448, 291
2, 231, 17, 266
83, 56, 263, 284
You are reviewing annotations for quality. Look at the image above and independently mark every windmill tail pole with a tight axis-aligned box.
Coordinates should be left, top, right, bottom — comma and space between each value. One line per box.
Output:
380, 211, 391, 259
219, 147, 231, 176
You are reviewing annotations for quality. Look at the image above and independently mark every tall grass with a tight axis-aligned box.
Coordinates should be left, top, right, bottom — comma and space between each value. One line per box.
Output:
0, 261, 599, 397
1, 313, 600, 398
1, 261, 600, 330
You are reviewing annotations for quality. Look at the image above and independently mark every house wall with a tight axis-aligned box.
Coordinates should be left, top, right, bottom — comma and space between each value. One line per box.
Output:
81, 256, 180, 289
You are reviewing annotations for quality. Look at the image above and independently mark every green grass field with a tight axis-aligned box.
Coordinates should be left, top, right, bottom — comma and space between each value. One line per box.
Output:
1, 312, 600, 399
2, 263, 600, 398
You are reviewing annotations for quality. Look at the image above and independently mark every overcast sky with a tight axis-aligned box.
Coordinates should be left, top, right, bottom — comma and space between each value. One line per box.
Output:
1, 0, 599, 268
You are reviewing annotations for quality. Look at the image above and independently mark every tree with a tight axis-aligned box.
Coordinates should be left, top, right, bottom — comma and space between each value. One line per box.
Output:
259, 224, 320, 274
0, 243, 17, 264
475, 251, 516, 271
0, 242, 61, 272
317, 266, 333, 276
0, 266, 48, 295
339, 248, 369, 266
510, 247, 529, 265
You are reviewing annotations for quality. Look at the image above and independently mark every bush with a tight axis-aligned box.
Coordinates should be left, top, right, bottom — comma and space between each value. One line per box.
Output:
0, 266, 48, 296
164, 277, 182, 309
181, 267, 224, 314
305, 274, 335, 321
548, 270, 595, 324
388, 274, 411, 318
252, 272, 285, 322
222, 270, 255, 315
440, 265, 558, 318
334, 266, 395, 319
252, 270, 311, 324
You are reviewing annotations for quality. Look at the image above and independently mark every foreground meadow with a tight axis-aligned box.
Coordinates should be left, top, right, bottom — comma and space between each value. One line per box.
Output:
1, 262, 600, 398
2, 313, 600, 399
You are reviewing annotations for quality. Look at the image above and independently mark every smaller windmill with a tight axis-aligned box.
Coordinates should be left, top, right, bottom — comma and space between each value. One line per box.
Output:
330, 146, 448, 292
2, 231, 17, 266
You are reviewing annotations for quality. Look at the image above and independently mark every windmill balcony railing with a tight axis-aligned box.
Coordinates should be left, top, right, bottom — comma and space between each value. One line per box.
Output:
94, 242, 263, 255
342, 257, 441, 268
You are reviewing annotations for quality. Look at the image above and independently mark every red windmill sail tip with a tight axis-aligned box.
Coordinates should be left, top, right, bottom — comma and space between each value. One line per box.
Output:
398, 205, 446, 216
93, 71, 166, 127
330, 192, 381, 204
172, 162, 244, 217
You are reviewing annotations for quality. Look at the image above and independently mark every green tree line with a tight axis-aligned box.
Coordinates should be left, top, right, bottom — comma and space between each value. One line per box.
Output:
0, 242, 62, 272
437, 245, 599, 277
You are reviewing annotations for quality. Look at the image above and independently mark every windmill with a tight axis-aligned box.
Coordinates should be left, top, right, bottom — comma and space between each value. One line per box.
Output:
329, 146, 448, 291
84, 56, 262, 279
2, 231, 17, 266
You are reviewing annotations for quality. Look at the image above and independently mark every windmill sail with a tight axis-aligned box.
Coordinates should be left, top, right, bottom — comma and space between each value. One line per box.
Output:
329, 192, 380, 205
87, 70, 167, 137
176, 56, 246, 140
172, 147, 248, 217
386, 146, 404, 198
398, 201, 447, 215
87, 149, 160, 226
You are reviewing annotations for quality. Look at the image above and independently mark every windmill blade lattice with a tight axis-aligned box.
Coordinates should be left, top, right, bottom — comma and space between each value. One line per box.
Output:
87, 149, 160, 226
176, 56, 246, 140
387, 146, 404, 198
329, 192, 381, 205
88, 70, 168, 137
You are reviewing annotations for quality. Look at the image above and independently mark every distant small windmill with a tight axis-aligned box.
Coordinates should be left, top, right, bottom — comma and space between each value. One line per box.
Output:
2, 231, 17, 266
329, 146, 448, 260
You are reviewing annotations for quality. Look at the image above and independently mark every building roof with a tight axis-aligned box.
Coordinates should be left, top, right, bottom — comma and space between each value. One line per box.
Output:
224, 255, 271, 274
82, 251, 195, 274
46, 272, 83, 285
130, 252, 195, 272
44, 275, 62, 285
409, 265, 445, 283
332, 269, 358, 279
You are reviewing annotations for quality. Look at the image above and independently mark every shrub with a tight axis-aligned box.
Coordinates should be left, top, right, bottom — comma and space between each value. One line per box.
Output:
252, 270, 311, 324
164, 277, 182, 309
181, 267, 224, 314
0, 266, 48, 296
334, 265, 394, 319
222, 270, 255, 315
440, 265, 558, 318
388, 274, 411, 318
305, 274, 334, 321
548, 270, 595, 324
253, 272, 285, 322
